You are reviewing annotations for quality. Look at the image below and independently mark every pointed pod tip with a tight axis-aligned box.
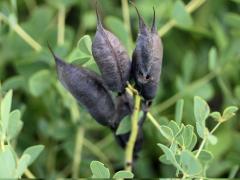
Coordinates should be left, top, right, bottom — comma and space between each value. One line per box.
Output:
130, 1, 147, 33
95, 2, 103, 29
47, 42, 64, 65
151, 6, 157, 33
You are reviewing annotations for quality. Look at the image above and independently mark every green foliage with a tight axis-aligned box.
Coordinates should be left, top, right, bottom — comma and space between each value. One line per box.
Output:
0, 90, 44, 178
172, 0, 193, 28
158, 97, 238, 178
90, 160, 133, 179
116, 116, 131, 135
194, 96, 210, 139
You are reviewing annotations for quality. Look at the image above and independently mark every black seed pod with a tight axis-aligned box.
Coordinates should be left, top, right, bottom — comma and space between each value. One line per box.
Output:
49, 46, 115, 127
132, 7, 163, 100
92, 9, 131, 93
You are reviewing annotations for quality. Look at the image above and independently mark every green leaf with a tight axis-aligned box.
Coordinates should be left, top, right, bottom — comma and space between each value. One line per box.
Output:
0, 146, 16, 178
230, 0, 240, 4
77, 35, 92, 56
116, 116, 131, 135
90, 161, 110, 178
159, 125, 174, 141
207, 134, 218, 145
7, 110, 23, 140
159, 154, 172, 165
175, 99, 184, 125
224, 13, 240, 29
29, 70, 52, 97
197, 150, 213, 163
194, 96, 210, 138
180, 150, 202, 175
158, 144, 180, 169
1, 90, 13, 136
113, 170, 134, 179
182, 125, 194, 149
188, 134, 197, 151
210, 111, 221, 121
208, 47, 217, 71
2, 75, 25, 91
167, 121, 183, 145
22, 145, 44, 165
172, 0, 193, 28
222, 106, 238, 122
15, 154, 31, 178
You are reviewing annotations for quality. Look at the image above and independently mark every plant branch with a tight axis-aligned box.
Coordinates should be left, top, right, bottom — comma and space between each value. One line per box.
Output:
195, 122, 221, 158
0, 13, 42, 52
25, 169, 35, 178
57, 5, 65, 46
83, 139, 113, 174
147, 112, 161, 130
72, 127, 85, 178
125, 93, 141, 171
121, 0, 133, 53
158, 0, 206, 37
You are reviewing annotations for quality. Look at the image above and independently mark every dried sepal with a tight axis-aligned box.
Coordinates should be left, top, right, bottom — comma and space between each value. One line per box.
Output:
49, 46, 115, 127
92, 8, 131, 93
132, 6, 163, 100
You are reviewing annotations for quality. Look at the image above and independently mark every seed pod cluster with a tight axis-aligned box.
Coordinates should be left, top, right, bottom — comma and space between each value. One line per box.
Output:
50, 5, 163, 161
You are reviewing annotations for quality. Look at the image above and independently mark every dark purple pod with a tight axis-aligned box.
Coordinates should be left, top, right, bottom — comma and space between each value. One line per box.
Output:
92, 9, 131, 93
132, 7, 163, 100
49, 46, 115, 127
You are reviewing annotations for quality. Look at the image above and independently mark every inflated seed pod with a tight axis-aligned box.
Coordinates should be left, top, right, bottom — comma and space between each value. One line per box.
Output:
92, 9, 131, 93
132, 7, 163, 100
49, 46, 115, 127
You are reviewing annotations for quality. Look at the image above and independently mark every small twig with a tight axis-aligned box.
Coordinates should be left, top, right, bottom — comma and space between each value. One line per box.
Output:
25, 169, 35, 178
147, 112, 161, 130
195, 122, 221, 158
0, 13, 42, 52
83, 139, 114, 174
121, 0, 133, 53
57, 5, 66, 45
125, 93, 141, 171
72, 127, 85, 178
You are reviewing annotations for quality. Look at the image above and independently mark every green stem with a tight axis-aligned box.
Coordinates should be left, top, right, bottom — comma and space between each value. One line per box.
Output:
0, 13, 42, 52
57, 5, 66, 46
195, 122, 221, 158
125, 94, 141, 171
83, 139, 113, 174
121, 0, 133, 53
72, 127, 85, 178
25, 169, 35, 178
158, 0, 206, 37
147, 112, 161, 130
96, 134, 114, 149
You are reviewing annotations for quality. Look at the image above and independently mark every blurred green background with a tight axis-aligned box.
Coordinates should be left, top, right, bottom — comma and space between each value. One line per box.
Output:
0, 0, 240, 178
